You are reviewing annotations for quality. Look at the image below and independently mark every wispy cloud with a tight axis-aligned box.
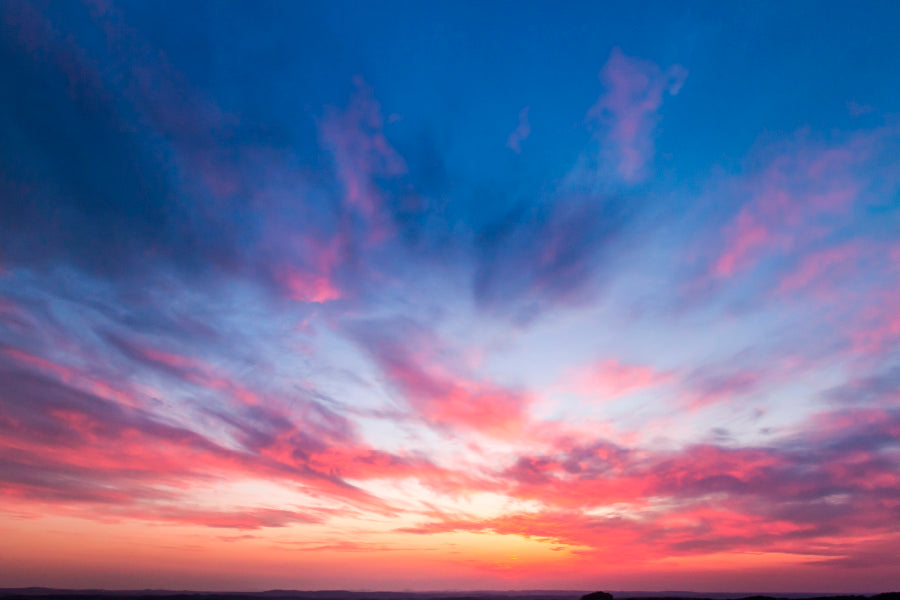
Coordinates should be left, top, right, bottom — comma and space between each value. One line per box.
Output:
567, 358, 673, 399
347, 318, 531, 437
506, 106, 531, 154
586, 47, 687, 183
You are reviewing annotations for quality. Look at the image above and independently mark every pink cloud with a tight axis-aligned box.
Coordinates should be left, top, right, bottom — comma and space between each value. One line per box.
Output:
2, 347, 77, 383
1, 346, 147, 410
402, 406, 900, 568
279, 270, 341, 303
570, 358, 672, 399
849, 284, 900, 355
349, 321, 531, 437
383, 356, 531, 438
778, 242, 862, 295
684, 369, 761, 410
841, 243, 900, 355
762, 238, 900, 356
710, 137, 878, 281
274, 234, 346, 303
713, 210, 773, 277
587, 47, 687, 182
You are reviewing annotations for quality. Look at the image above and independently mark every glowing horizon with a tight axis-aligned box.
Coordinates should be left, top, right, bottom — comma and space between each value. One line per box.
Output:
1, 0, 900, 593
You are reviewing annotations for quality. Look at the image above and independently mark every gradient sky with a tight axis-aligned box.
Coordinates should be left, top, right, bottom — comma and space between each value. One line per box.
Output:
2, 0, 900, 593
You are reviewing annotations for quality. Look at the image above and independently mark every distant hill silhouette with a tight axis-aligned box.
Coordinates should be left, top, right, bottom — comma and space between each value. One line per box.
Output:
0, 590, 896, 600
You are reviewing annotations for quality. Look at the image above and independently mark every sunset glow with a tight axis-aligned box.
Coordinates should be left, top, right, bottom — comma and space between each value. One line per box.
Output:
2, 0, 900, 593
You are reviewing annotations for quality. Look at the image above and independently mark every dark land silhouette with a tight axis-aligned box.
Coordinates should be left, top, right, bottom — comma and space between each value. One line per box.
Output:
1, 589, 897, 600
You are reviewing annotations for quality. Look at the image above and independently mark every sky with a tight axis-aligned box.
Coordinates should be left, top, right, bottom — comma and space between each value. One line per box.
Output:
1, 0, 900, 593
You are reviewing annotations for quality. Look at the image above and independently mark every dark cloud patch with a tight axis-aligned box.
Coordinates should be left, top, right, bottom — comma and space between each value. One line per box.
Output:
0, 450, 178, 505
0, 1, 336, 294
0, 363, 238, 458
473, 194, 630, 322
0, 2, 206, 277
824, 364, 900, 405
204, 394, 356, 458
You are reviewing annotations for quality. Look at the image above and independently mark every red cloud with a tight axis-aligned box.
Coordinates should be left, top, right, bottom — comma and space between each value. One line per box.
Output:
402, 406, 900, 566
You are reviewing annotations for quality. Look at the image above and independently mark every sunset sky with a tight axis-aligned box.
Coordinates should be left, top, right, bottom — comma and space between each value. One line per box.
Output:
2, 0, 900, 593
